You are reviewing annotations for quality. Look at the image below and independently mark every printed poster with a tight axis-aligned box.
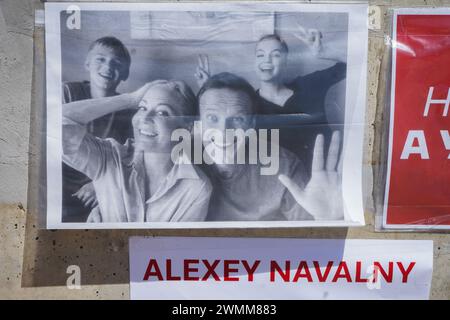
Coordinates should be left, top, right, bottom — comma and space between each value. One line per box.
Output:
45, 2, 367, 228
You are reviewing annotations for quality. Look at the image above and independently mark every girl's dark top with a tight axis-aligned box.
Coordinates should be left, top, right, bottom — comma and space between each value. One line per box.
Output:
258, 63, 346, 117
256, 62, 347, 172
62, 81, 134, 222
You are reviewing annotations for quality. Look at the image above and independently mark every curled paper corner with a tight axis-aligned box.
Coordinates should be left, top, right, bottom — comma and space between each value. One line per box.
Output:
384, 34, 392, 46
35, 9, 44, 26
368, 5, 382, 31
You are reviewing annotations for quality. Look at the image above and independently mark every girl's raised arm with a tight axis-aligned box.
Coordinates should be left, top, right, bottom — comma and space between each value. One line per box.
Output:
293, 24, 346, 63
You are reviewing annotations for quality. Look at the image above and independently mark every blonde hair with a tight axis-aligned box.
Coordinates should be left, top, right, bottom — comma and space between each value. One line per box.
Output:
144, 80, 197, 116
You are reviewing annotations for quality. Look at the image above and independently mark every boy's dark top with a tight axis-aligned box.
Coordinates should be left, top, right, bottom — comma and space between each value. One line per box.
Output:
62, 81, 134, 222
256, 62, 346, 173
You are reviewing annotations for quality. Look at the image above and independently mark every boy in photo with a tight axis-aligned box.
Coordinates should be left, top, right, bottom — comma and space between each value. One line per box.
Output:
62, 36, 135, 222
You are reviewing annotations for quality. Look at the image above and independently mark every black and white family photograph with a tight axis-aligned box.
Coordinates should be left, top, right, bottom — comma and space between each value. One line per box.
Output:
45, 2, 367, 228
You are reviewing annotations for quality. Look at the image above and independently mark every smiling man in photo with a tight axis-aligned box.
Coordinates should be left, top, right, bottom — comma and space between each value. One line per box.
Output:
196, 72, 345, 222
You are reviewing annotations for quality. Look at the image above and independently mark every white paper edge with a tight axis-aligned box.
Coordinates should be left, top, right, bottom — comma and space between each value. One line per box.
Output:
45, 1, 368, 229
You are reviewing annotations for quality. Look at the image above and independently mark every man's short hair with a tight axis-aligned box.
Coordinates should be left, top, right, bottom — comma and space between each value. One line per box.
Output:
257, 34, 289, 54
197, 72, 258, 114
88, 36, 131, 81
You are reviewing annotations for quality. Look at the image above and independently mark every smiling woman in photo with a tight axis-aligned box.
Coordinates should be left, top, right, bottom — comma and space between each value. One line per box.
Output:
254, 31, 346, 121
62, 80, 212, 223
253, 31, 346, 168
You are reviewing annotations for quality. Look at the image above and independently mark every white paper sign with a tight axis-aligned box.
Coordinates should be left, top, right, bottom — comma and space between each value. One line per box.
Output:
129, 237, 433, 300
45, 2, 367, 229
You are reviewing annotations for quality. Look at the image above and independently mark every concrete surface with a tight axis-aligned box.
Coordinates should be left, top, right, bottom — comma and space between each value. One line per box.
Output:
0, 0, 449, 299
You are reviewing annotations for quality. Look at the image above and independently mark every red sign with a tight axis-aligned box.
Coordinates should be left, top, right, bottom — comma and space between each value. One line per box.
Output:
385, 10, 450, 228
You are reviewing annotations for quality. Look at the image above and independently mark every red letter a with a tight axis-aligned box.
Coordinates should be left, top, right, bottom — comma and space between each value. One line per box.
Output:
143, 259, 163, 281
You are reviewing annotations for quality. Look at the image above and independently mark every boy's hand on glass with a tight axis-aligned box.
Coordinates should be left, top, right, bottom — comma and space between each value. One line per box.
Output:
72, 182, 98, 209
279, 131, 344, 220
195, 54, 210, 89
